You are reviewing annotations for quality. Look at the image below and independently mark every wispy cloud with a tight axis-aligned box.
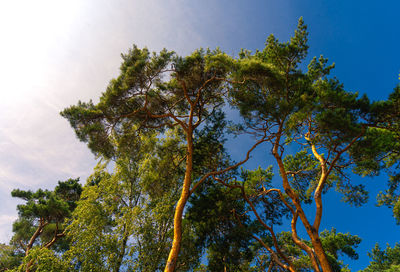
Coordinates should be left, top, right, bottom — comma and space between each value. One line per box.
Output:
0, 0, 289, 244
0, 215, 17, 243
0, 0, 210, 243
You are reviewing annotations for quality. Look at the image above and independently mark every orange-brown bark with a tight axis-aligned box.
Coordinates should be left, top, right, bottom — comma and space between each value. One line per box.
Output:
164, 129, 193, 272
25, 221, 65, 272
272, 126, 333, 272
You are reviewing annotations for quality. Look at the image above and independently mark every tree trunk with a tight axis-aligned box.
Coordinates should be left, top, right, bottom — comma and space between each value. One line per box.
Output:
272, 130, 332, 272
115, 224, 129, 272
25, 259, 33, 272
164, 130, 193, 272
310, 235, 333, 272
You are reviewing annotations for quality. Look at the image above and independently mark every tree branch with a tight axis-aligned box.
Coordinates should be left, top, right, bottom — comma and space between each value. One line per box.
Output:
189, 132, 267, 195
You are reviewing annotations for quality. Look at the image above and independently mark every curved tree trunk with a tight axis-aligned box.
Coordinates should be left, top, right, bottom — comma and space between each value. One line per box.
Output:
164, 130, 193, 272
272, 129, 333, 272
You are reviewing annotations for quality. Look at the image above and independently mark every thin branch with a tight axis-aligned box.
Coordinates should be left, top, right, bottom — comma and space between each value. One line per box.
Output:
189, 132, 267, 195
233, 210, 296, 272
19, 240, 27, 252
216, 177, 295, 270
309, 128, 365, 231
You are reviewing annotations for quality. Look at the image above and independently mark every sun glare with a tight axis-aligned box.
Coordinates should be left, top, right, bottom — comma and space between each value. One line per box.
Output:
0, 0, 82, 104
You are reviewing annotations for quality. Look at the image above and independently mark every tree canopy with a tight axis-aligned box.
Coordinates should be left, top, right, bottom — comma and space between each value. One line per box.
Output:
2, 18, 400, 272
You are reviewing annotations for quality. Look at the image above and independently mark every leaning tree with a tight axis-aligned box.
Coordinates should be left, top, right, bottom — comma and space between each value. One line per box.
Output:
10, 178, 82, 271
61, 46, 265, 271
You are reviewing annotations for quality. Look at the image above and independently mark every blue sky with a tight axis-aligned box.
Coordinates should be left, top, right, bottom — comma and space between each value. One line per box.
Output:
0, 0, 399, 270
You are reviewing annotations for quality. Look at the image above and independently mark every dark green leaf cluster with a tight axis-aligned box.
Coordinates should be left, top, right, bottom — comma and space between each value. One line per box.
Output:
193, 110, 229, 175
260, 229, 360, 272
61, 46, 232, 162
2, 179, 82, 271
187, 183, 258, 271
350, 84, 400, 221
319, 229, 361, 270
362, 243, 400, 272
0, 243, 23, 271
12, 178, 81, 224
284, 150, 320, 204
239, 166, 290, 226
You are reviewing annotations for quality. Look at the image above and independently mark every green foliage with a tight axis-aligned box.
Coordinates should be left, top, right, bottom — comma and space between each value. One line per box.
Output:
66, 164, 125, 272
350, 84, 400, 222
65, 129, 202, 271
140, 127, 185, 199
187, 183, 257, 271
60, 47, 175, 158
362, 243, 400, 272
14, 248, 71, 272
61, 46, 232, 159
256, 229, 360, 272
284, 150, 320, 204
226, 18, 386, 271
11, 178, 81, 224
239, 166, 290, 227
2, 179, 81, 271
193, 110, 229, 175
0, 243, 23, 271
320, 229, 361, 271
12, 188, 68, 224
10, 178, 82, 254
231, 19, 314, 124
